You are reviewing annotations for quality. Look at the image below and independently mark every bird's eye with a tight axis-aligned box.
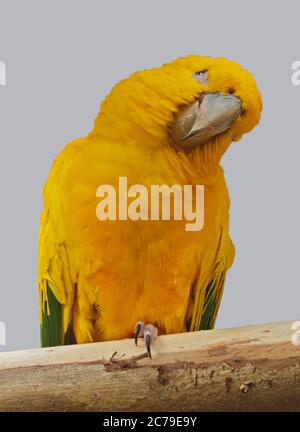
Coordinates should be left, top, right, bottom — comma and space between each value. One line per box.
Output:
193, 69, 208, 84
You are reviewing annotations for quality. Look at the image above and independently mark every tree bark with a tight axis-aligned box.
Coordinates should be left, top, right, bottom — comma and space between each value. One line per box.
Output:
0, 320, 299, 412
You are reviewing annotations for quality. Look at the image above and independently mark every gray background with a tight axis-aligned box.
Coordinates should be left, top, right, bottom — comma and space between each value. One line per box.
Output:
0, 0, 299, 352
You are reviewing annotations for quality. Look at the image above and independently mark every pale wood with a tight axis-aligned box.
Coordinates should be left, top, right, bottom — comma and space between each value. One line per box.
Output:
0, 320, 299, 411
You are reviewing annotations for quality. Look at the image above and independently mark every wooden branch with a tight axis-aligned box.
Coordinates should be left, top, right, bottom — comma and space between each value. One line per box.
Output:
0, 320, 299, 412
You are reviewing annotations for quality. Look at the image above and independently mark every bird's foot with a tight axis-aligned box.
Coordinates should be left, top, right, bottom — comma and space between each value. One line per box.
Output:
134, 321, 158, 359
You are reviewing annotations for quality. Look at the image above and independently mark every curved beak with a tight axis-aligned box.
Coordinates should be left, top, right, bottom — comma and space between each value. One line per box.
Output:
170, 93, 242, 150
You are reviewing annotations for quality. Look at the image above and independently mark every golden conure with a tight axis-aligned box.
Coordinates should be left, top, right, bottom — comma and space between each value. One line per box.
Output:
38, 55, 262, 354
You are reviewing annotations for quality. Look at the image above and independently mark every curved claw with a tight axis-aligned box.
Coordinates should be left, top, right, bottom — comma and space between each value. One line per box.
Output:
144, 332, 152, 358
143, 324, 158, 359
134, 320, 144, 346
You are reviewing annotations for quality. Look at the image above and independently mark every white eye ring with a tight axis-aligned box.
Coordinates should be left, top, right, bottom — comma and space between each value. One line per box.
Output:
193, 70, 208, 84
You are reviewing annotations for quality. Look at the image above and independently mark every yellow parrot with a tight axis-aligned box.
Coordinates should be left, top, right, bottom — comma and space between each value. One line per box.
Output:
38, 55, 262, 356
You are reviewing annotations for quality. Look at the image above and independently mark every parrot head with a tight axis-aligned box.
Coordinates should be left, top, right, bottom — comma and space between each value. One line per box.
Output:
166, 56, 262, 151
94, 55, 262, 159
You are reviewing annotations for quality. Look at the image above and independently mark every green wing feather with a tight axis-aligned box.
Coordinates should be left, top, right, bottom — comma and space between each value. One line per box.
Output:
199, 280, 218, 330
199, 275, 226, 330
185, 271, 226, 332
41, 282, 76, 347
